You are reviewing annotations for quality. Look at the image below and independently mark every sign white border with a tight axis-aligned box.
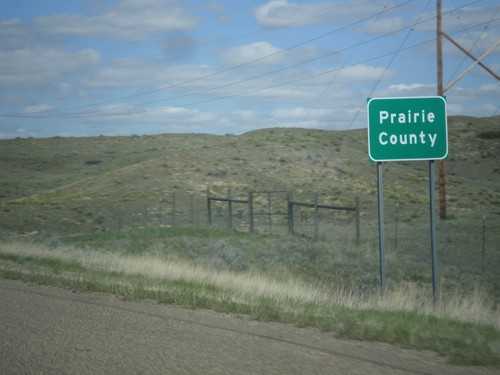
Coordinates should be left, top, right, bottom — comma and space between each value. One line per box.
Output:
367, 96, 448, 162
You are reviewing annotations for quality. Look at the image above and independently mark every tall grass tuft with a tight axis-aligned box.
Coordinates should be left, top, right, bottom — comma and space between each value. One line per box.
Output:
1, 239, 499, 365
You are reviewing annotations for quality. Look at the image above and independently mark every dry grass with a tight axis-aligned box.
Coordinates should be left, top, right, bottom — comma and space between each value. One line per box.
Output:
1, 241, 498, 329
0, 241, 331, 303
363, 281, 499, 329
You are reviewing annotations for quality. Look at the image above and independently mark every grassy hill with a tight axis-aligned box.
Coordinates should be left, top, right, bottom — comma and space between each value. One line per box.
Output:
1, 116, 499, 365
0, 115, 498, 236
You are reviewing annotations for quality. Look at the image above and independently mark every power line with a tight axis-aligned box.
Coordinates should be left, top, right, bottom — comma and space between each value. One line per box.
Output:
1, 0, 494, 126
2, 0, 268, 74
6, 6, 495, 120
1, 0, 379, 117
345, 0, 497, 129
301, 1, 393, 124
5, 11, 494, 122
346, 0, 433, 129
10, 36, 444, 120
444, 1, 500, 86
2, 0, 410, 118
1, 0, 374, 77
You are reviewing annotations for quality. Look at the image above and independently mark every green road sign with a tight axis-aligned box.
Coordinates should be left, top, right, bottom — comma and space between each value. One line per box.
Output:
367, 96, 448, 162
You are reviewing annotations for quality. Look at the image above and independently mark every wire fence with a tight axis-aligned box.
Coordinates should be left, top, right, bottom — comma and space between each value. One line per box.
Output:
3, 188, 498, 276
113, 190, 361, 242
361, 199, 500, 276
100, 189, 499, 275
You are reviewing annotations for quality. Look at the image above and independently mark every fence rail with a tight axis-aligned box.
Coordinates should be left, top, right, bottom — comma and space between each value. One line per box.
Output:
206, 190, 360, 241
3, 186, 498, 275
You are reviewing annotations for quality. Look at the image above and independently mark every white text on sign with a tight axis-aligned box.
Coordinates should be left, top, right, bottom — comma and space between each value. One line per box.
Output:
378, 109, 438, 148
379, 132, 437, 147
379, 109, 435, 125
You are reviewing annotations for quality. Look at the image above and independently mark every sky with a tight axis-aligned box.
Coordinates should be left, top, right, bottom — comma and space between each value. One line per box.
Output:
0, 0, 498, 139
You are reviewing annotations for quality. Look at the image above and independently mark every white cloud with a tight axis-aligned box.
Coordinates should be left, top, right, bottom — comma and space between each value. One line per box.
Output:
415, 4, 500, 58
84, 104, 218, 125
81, 60, 220, 97
152, 106, 217, 123
385, 83, 436, 96
0, 18, 30, 48
448, 82, 500, 101
22, 104, 55, 115
231, 110, 258, 121
33, 0, 199, 41
253, 0, 336, 27
364, 16, 404, 34
416, 5, 499, 33
0, 0, 497, 138
253, 0, 402, 29
338, 65, 394, 82
216, 41, 331, 71
0, 48, 101, 88
0, 18, 24, 37
271, 106, 333, 120
217, 41, 284, 66
0, 124, 35, 139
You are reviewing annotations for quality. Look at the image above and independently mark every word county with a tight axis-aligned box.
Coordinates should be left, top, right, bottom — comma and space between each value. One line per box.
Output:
377, 109, 437, 147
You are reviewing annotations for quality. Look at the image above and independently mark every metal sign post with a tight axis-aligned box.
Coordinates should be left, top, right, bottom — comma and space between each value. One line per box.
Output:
429, 160, 439, 303
367, 96, 448, 302
377, 162, 386, 297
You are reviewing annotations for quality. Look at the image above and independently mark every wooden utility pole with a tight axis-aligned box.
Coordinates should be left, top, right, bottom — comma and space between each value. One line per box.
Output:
435, 0, 499, 220
437, 0, 447, 220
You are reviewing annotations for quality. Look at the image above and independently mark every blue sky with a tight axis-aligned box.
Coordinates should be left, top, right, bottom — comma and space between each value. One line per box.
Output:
0, 0, 498, 138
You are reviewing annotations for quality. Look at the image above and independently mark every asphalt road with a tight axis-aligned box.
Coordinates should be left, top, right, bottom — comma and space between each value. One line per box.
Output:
0, 279, 497, 375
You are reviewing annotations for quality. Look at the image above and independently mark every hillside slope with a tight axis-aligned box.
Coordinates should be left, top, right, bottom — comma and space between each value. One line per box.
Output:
0, 116, 498, 236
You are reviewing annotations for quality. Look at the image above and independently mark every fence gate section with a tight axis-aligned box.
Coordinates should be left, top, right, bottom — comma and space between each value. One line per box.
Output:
251, 191, 289, 234
207, 190, 359, 241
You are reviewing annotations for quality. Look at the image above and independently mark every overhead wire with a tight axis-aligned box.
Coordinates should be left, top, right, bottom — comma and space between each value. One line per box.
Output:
0, 0, 374, 76
80, 34, 452, 117
3, 0, 411, 118
442, 0, 499, 120
1, 0, 268, 73
349, 0, 430, 128
1, 0, 379, 116
17, 21, 495, 120
1, 0, 494, 125
13, 39, 440, 120
7, 4, 494, 120
444, 0, 500, 87
299, 0, 393, 124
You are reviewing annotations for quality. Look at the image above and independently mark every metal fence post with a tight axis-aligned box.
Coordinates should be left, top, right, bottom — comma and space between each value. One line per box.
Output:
395, 201, 399, 251
207, 189, 212, 226
186, 192, 191, 224
172, 191, 176, 227
159, 198, 163, 226
482, 213, 486, 272
228, 189, 232, 230
314, 193, 319, 240
355, 196, 360, 245
249, 191, 254, 233
267, 192, 272, 233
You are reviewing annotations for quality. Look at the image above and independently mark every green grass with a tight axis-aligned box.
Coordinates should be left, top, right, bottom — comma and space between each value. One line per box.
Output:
0, 116, 499, 366
1, 116, 499, 236
1, 231, 499, 366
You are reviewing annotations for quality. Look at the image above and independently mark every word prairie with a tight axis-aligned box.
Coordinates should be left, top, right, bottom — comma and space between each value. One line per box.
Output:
379, 109, 435, 125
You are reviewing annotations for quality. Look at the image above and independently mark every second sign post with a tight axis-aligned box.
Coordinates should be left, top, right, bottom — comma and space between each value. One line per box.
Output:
367, 96, 448, 303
